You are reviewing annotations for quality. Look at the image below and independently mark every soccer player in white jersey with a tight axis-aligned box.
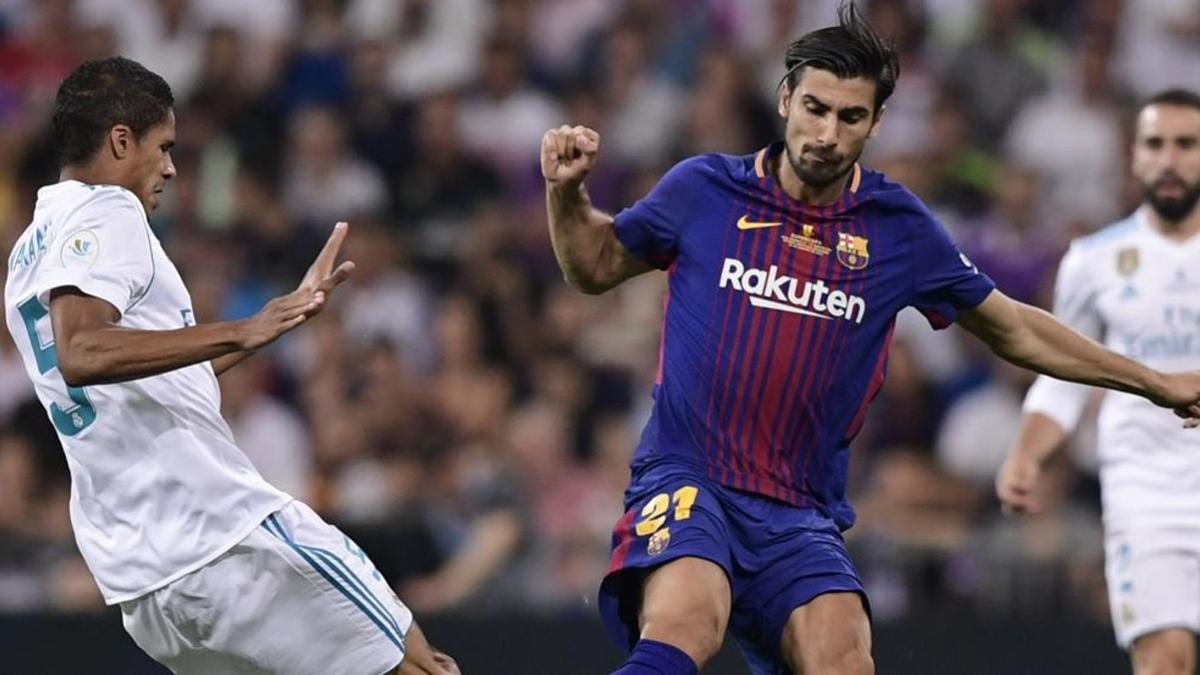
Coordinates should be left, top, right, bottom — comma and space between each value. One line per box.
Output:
998, 88, 1200, 675
3, 57, 458, 675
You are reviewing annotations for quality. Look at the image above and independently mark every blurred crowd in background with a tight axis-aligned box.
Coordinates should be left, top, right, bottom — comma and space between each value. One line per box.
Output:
1, 0, 1199, 628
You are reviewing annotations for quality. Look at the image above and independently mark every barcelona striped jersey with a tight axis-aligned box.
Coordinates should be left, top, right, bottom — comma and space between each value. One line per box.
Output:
612, 142, 996, 530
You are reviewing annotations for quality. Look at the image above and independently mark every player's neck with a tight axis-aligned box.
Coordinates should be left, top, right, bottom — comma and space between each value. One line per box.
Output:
60, 162, 122, 190
774, 154, 847, 206
1144, 205, 1200, 243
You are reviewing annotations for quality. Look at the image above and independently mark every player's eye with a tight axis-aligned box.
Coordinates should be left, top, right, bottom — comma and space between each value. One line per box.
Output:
1145, 138, 1164, 150
1178, 138, 1198, 150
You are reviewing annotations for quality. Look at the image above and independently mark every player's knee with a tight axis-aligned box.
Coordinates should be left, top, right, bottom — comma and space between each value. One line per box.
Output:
811, 642, 873, 675
640, 613, 724, 665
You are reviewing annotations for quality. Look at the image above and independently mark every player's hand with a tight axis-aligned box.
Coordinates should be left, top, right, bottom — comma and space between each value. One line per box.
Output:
996, 451, 1043, 516
541, 125, 599, 187
1152, 371, 1200, 427
237, 289, 324, 350
297, 221, 356, 317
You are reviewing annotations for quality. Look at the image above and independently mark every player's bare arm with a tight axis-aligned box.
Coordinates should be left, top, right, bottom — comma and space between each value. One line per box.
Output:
211, 221, 355, 375
542, 125, 651, 294
995, 412, 1068, 516
51, 222, 354, 385
957, 290, 1200, 417
50, 285, 319, 386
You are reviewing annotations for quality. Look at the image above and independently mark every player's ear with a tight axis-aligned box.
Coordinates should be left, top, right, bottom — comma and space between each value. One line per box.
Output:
867, 104, 886, 139
109, 124, 133, 160
777, 83, 792, 119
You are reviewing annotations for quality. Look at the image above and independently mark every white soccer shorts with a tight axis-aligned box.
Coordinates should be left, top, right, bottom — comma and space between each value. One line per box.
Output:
1106, 527, 1200, 649
120, 500, 414, 674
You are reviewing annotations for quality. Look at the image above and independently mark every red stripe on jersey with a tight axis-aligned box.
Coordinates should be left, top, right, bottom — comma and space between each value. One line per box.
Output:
607, 508, 638, 573
703, 195, 747, 486
705, 225, 747, 485
764, 201, 838, 503
709, 194, 771, 483
728, 186, 790, 494
654, 262, 678, 386
788, 199, 854, 503
844, 319, 895, 440
798, 204, 871, 496
792, 199, 859, 499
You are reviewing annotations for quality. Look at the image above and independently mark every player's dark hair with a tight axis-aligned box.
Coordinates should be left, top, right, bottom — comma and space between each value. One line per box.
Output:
52, 56, 174, 167
780, 1, 899, 112
1143, 88, 1200, 114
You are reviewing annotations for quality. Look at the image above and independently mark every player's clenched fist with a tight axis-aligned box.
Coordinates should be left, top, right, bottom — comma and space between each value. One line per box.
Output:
541, 125, 599, 186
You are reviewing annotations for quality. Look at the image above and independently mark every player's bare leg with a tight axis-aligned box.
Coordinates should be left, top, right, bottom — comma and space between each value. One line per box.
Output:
1131, 628, 1195, 675
391, 622, 460, 675
638, 556, 732, 668
780, 592, 872, 675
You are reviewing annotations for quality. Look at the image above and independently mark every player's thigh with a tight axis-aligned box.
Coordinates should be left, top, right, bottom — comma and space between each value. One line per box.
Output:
599, 463, 734, 662
1131, 628, 1196, 675
1107, 530, 1200, 651
780, 591, 872, 675
124, 502, 413, 675
727, 508, 867, 674
639, 555, 733, 665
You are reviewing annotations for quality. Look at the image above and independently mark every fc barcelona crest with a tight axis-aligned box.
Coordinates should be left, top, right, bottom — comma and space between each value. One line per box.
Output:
647, 527, 671, 556
836, 232, 870, 270
1116, 247, 1139, 277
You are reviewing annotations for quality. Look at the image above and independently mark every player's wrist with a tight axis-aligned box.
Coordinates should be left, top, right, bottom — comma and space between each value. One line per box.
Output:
228, 318, 257, 351
1010, 444, 1048, 467
548, 175, 587, 194
1141, 368, 1172, 405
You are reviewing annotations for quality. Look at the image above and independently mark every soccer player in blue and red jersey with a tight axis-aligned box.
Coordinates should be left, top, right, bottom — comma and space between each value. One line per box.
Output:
543, 4, 1200, 675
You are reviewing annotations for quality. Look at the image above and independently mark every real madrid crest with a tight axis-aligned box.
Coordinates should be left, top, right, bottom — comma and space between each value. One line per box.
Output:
647, 527, 671, 556
1116, 247, 1139, 277
836, 232, 870, 270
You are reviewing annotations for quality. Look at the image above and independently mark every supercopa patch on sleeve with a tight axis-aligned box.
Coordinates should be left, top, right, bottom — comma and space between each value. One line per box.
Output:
61, 230, 99, 268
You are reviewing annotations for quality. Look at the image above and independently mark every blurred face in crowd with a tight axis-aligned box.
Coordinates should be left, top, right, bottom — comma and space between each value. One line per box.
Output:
778, 68, 882, 189
1133, 103, 1200, 223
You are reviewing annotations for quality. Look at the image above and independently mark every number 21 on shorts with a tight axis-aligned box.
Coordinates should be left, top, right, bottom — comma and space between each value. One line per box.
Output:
635, 485, 699, 537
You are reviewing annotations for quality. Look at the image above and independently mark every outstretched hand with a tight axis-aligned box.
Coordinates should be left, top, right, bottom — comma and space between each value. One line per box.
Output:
298, 221, 356, 316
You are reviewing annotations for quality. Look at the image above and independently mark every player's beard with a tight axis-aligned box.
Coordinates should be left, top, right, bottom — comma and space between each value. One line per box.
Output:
784, 140, 861, 190
1144, 173, 1200, 223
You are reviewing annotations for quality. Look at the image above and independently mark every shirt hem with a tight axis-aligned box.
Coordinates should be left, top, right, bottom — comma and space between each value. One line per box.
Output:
102, 494, 295, 605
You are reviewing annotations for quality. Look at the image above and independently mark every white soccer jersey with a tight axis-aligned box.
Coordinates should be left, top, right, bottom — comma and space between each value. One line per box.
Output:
1024, 207, 1200, 531
3, 181, 289, 604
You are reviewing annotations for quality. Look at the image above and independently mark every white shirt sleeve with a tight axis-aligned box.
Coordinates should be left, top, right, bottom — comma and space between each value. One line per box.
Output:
1022, 241, 1101, 433
33, 187, 154, 317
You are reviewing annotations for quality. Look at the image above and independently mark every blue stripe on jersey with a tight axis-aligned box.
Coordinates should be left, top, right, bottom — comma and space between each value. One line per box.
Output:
262, 514, 405, 652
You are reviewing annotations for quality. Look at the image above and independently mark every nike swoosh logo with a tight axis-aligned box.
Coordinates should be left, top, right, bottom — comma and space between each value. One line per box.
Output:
736, 215, 783, 230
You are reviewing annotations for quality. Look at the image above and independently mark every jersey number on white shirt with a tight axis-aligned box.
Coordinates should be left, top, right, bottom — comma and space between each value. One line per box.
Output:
15, 295, 97, 435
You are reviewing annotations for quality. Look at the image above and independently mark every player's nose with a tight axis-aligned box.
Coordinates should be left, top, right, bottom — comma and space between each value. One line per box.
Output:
815, 118, 838, 146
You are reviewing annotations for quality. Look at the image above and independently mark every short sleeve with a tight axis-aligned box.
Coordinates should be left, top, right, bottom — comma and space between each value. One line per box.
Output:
909, 213, 996, 329
34, 188, 154, 317
1022, 242, 1099, 432
612, 156, 707, 269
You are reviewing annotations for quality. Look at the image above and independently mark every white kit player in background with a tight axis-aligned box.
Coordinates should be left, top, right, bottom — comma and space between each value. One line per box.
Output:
3, 57, 458, 675
998, 89, 1200, 675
